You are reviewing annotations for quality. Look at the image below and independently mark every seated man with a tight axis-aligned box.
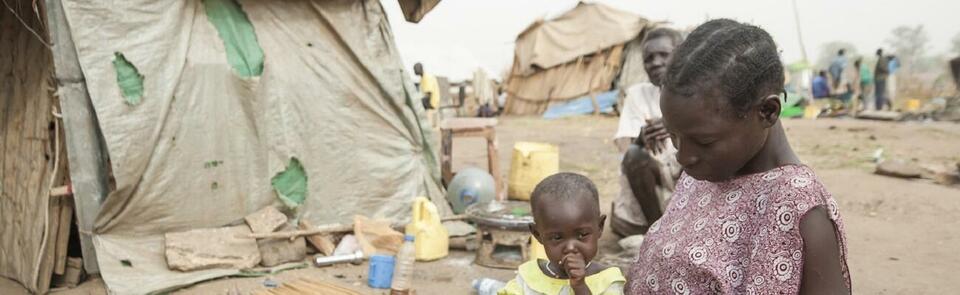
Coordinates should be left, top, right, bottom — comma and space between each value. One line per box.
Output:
812, 70, 831, 99
611, 27, 684, 237
934, 56, 960, 122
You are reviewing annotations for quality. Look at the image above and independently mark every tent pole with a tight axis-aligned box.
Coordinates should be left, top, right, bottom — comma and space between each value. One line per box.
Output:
44, 0, 108, 274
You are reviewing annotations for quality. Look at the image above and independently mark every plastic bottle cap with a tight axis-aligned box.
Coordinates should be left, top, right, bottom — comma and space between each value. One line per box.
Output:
404, 235, 415, 242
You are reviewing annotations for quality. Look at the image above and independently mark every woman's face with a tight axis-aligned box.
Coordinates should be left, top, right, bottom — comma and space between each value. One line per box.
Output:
660, 87, 769, 182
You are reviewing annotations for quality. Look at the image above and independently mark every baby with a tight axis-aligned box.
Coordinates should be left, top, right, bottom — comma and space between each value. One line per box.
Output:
500, 173, 625, 295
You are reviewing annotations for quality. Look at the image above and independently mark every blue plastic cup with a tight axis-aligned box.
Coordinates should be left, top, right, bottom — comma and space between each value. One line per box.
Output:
367, 255, 395, 289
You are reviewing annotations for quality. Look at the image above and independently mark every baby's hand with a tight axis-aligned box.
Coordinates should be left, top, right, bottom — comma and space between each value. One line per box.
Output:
562, 253, 588, 287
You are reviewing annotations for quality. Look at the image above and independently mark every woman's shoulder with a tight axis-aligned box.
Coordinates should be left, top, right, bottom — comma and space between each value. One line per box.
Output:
754, 165, 844, 236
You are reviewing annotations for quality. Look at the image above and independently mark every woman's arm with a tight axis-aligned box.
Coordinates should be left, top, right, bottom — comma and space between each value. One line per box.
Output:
798, 206, 849, 295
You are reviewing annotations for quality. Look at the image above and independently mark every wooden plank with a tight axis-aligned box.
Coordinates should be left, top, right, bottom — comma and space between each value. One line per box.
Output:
37, 195, 61, 294
54, 198, 73, 275
485, 128, 504, 201
246, 215, 467, 239
45, 0, 110, 274
441, 129, 453, 186
32, 57, 56, 293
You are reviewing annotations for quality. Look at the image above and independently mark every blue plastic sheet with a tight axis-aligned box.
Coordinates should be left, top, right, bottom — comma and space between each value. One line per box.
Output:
543, 90, 618, 119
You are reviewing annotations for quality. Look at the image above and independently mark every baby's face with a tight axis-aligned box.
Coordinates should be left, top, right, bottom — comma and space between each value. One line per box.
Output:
531, 198, 605, 266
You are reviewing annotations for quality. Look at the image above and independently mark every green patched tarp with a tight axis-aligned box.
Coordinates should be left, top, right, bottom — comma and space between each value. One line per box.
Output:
112, 52, 144, 105
58, 0, 447, 293
202, 0, 264, 77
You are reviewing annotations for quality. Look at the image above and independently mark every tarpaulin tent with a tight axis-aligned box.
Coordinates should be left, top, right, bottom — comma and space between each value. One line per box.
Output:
503, 2, 650, 115
2, 0, 446, 293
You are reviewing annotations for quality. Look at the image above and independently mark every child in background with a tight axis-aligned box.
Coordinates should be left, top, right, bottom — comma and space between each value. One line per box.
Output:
500, 173, 625, 295
627, 19, 850, 294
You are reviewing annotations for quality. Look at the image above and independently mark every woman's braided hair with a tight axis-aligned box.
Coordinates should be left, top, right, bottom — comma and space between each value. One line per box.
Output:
662, 19, 784, 116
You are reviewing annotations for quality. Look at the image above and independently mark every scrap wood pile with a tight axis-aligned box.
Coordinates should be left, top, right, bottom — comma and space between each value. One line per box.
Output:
163, 205, 469, 272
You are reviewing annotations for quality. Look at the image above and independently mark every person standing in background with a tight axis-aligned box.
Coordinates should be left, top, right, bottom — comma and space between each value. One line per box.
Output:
874, 49, 891, 111
829, 49, 847, 88
887, 56, 900, 110
414, 63, 440, 127
858, 58, 874, 111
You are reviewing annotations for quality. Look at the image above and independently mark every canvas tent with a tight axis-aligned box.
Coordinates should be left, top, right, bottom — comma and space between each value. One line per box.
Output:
2, 0, 446, 293
503, 2, 650, 115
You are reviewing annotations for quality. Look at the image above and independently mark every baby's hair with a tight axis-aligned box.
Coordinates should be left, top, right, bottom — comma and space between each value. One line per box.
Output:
530, 173, 599, 213
662, 19, 784, 116
641, 26, 683, 47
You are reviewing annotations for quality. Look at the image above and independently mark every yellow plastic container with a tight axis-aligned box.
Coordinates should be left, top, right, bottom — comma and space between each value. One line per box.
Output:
529, 238, 547, 261
508, 142, 559, 201
905, 99, 920, 112
404, 197, 449, 261
803, 105, 820, 119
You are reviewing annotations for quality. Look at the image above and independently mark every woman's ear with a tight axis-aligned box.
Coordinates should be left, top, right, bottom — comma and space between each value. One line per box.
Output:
755, 94, 781, 127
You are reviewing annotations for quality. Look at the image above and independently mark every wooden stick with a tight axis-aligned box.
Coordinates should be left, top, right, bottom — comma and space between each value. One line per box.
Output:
50, 185, 71, 197
244, 215, 467, 239
53, 198, 73, 275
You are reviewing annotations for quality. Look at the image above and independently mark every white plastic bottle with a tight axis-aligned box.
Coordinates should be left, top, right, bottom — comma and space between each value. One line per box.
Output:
391, 235, 416, 294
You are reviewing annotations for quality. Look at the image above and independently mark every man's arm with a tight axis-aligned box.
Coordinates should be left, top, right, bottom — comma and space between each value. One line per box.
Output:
799, 206, 849, 295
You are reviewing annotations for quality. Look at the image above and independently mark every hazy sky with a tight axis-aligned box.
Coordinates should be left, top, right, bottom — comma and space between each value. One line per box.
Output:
382, 0, 960, 80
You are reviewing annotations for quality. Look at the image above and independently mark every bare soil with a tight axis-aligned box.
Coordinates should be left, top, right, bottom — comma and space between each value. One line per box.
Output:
3, 117, 958, 294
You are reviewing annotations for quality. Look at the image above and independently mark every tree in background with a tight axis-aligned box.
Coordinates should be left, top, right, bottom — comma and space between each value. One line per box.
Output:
886, 25, 929, 76
884, 25, 955, 100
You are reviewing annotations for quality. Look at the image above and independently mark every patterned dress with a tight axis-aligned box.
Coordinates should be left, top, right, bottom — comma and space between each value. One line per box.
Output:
627, 165, 850, 294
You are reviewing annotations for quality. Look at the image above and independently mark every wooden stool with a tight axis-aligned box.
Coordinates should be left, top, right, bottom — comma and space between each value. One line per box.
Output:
440, 118, 503, 200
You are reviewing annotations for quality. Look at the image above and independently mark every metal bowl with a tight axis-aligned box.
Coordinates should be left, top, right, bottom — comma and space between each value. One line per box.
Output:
465, 200, 534, 230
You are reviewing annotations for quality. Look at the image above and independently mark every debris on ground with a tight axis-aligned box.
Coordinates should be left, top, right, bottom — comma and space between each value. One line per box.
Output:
165, 225, 261, 271
245, 206, 289, 234
857, 110, 905, 121
253, 278, 362, 295
875, 159, 924, 179
353, 215, 404, 256
333, 235, 361, 256
300, 220, 338, 256
257, 225, 307, 267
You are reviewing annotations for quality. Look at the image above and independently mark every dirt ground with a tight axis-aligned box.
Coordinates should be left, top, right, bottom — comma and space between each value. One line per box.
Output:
3, 116, 958, 294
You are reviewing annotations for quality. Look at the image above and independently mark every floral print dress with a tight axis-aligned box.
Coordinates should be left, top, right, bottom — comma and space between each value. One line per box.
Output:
627, 165, 850, 294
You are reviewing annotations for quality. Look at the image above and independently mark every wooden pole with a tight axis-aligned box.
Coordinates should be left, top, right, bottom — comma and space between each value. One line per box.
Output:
245, 215, 467, 239
45, 0, 110, 274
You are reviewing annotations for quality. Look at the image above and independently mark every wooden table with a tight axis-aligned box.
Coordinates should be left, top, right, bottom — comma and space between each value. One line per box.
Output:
439, 118, 503, 200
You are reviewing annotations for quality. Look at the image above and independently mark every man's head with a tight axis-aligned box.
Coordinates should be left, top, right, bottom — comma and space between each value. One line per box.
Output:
414, 63, 424, 76
876, 48, 884, 57
819, 70, 827, 78
641, 27, 684, 87
837, 49, 846, 56
529, 173, 605, 266
854, 58, 862, 68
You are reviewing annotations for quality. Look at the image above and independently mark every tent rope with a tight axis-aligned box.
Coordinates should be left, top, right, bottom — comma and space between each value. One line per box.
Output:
1, 0, 52, 48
